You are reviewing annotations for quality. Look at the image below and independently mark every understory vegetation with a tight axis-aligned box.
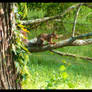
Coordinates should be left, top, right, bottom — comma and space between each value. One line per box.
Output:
15, 3, 92, 89
21, 45, 92, 89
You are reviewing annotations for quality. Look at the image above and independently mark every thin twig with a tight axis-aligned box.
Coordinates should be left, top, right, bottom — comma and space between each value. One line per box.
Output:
72, 4, 82, 37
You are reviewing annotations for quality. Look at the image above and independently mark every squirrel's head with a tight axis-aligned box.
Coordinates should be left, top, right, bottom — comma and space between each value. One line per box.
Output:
51, 32, 58, 39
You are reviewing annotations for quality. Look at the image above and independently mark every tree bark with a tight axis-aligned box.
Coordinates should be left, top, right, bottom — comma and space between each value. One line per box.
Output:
26, 32, 92, 53
0, 3, 21, 89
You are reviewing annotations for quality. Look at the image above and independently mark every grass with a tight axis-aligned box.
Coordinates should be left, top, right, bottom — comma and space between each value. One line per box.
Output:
21, 45, 92, 89
18, 3, 92, 89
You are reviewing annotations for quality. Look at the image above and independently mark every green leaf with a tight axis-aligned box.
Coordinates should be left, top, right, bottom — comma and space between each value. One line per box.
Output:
59, 65, 66, 71
62, 72, 68, 80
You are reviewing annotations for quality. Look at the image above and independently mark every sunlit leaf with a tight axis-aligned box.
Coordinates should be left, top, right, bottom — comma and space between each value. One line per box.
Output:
59, 65, 66, 71
21, 28, 30, 33
23, 36, 27, 39
18, 24, 24, 28
62, 72, 68, 80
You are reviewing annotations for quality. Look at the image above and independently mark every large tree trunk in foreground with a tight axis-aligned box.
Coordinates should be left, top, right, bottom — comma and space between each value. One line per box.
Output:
0, 3, 21, 89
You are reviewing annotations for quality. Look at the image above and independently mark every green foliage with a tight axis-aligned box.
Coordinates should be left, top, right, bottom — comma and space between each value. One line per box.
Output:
18, 3, 92, 39
27, 9, 46, 19
45, 64, 69, 89
15, 3, 92, 89
12, 28, 31, 83
18, 3, 28, 19
21, 45, 92, 89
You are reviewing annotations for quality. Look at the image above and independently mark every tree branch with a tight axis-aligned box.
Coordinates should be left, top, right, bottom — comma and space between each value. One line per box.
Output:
50, 50, 92, 62
72, 3, 81, 37
20, 3, 84, 25
26, 32, 92, 53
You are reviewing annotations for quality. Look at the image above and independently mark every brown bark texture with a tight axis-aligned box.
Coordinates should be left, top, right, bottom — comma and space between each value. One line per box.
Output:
0, 3, 21, 89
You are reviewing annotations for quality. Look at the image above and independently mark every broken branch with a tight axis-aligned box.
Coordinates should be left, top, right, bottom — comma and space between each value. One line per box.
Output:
72, 3, 81, 37
20, 3, 84, 25
26, 32, 92, 52
50, 50, 92, 61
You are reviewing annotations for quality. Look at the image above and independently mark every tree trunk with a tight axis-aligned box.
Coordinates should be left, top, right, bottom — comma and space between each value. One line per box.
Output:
0, 3, 21, 89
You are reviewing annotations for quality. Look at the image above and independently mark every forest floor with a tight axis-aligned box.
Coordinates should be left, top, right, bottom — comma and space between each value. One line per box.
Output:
22, 45, 92, 89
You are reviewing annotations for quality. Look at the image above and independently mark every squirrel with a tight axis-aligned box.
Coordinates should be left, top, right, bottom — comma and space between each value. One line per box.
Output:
36, 32, 59, 46
20, 30, 63, 47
